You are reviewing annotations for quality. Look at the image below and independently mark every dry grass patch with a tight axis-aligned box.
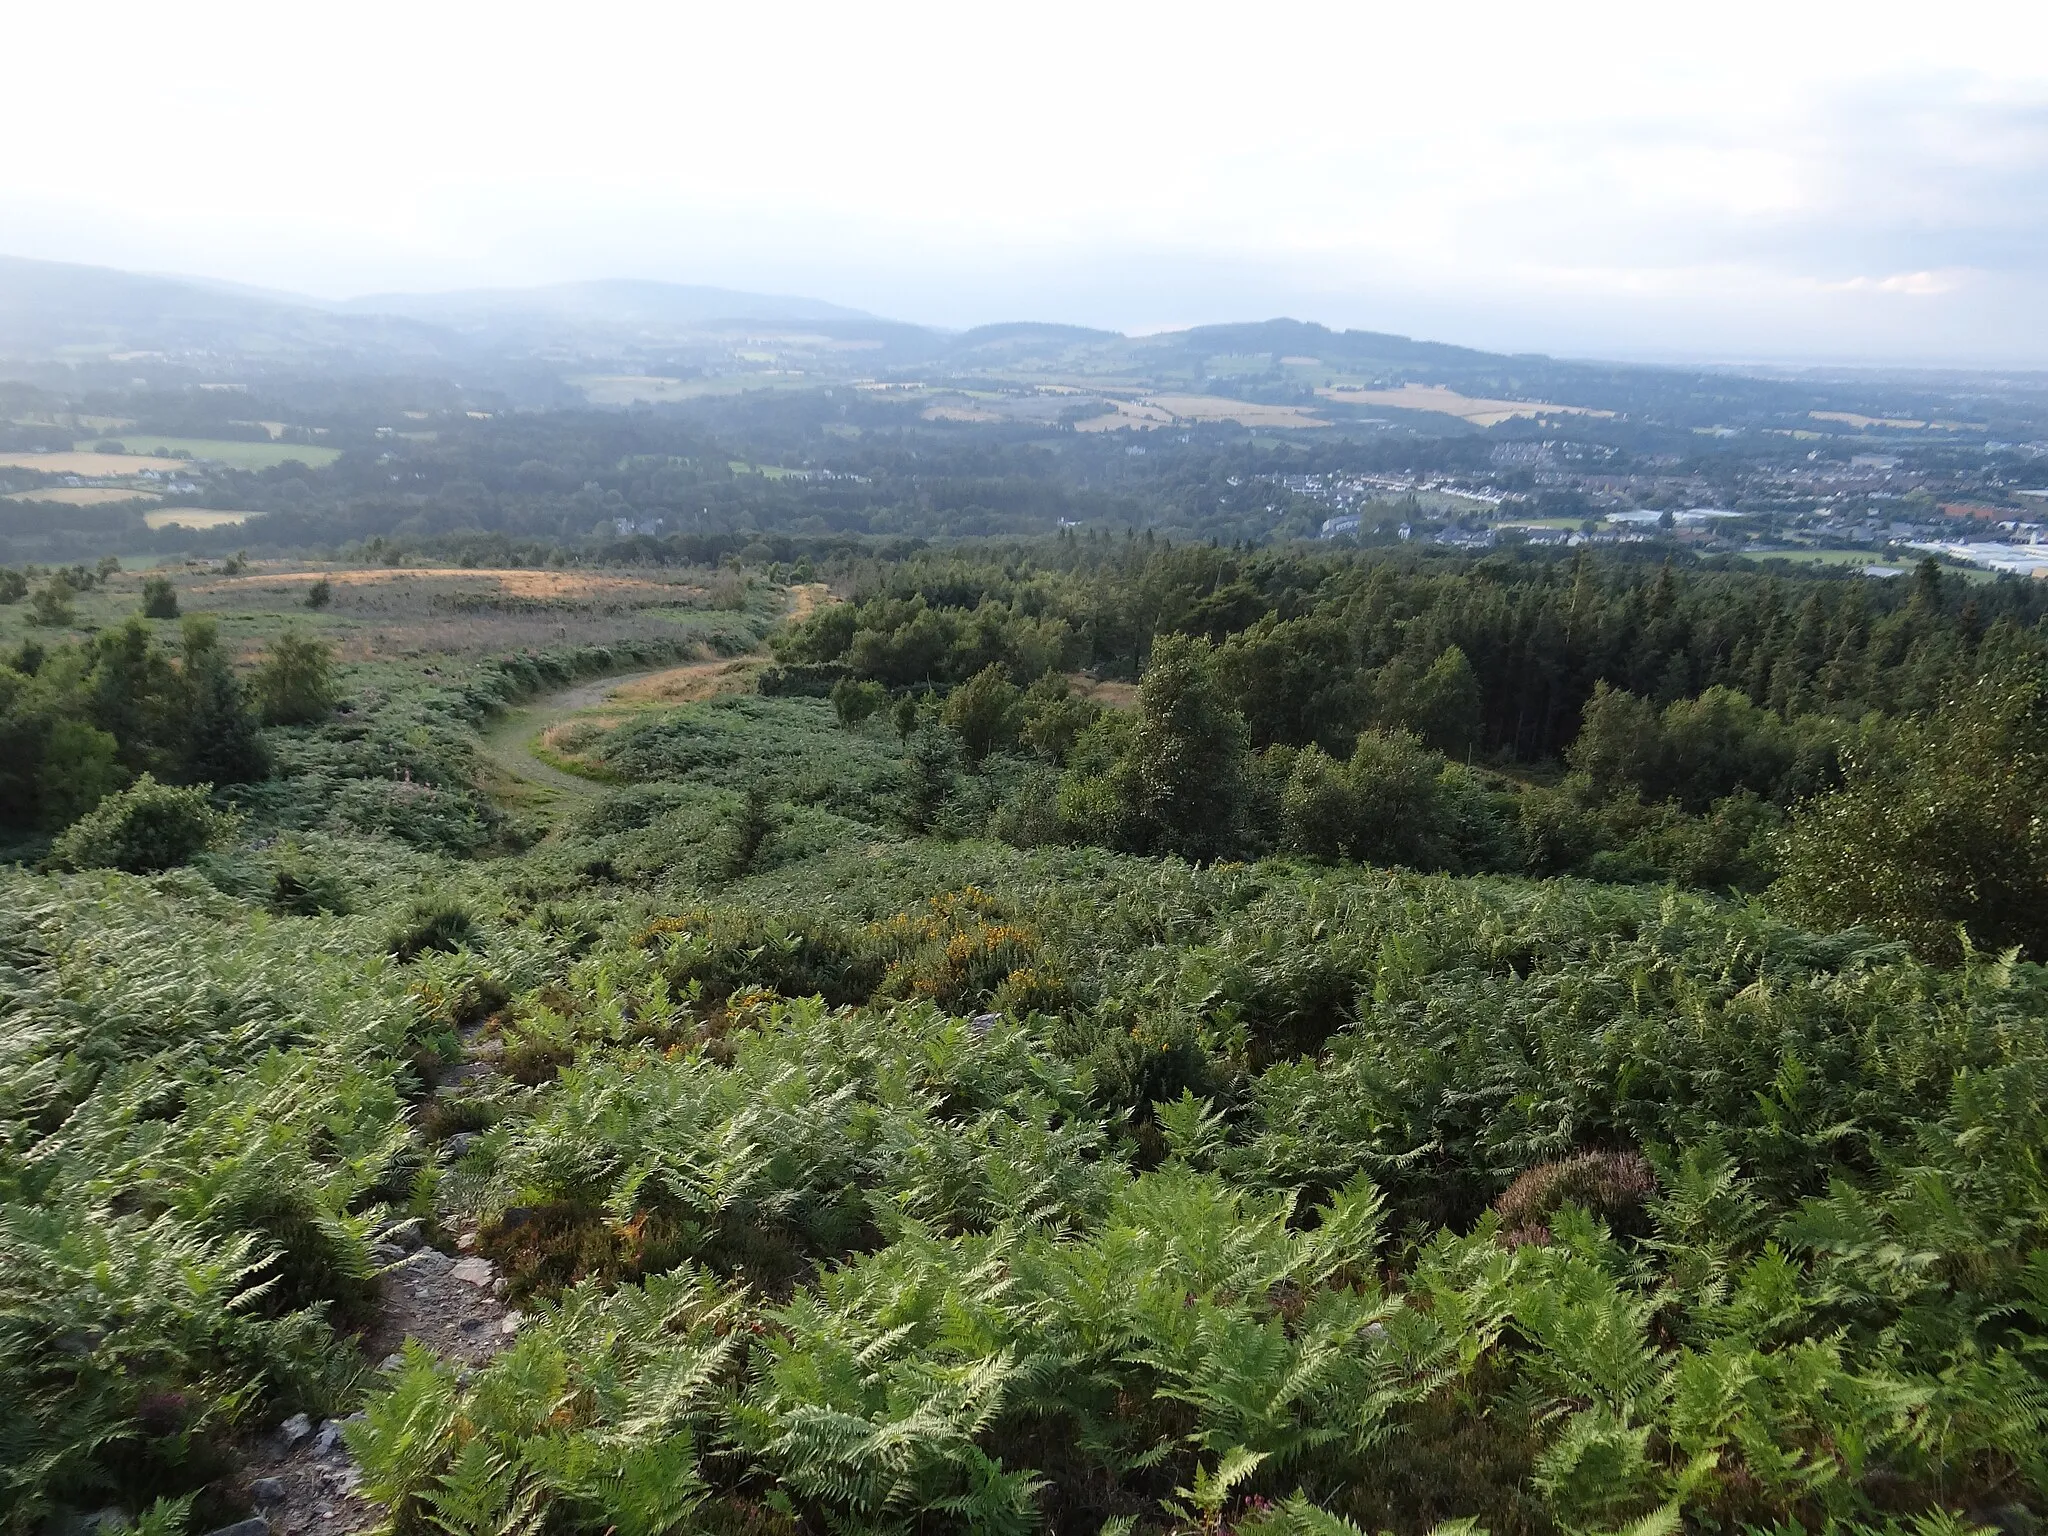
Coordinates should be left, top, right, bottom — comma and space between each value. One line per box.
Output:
609, 659, 760, 705
1066, 674, 1138, 709
201, 567, 701, 600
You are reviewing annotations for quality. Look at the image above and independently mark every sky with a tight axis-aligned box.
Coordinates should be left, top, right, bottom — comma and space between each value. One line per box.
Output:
6, 0, 2048, 366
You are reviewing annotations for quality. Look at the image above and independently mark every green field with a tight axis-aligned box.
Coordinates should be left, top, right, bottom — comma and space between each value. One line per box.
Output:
79, 436, 342, 469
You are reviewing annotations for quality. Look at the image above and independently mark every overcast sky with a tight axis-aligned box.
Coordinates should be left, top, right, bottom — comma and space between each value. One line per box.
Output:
7, 0, 2048, 365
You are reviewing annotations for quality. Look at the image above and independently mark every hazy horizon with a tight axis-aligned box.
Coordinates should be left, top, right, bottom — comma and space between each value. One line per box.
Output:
8, 0, 2048, 369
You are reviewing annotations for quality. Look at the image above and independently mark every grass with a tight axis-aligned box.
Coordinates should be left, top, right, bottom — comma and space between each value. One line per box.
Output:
76, 437, 343, 469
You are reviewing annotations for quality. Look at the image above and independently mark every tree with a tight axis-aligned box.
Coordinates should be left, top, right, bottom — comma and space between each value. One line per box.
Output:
180, 616, 269, 786
305, 577, 333, 610
940, 664, 1020, 766
1774, 663, 2048, 961
140, 575, 179, 619
901, 711, 960, 834
1130, 633, 1249, 861
1407, 644, 1483, 756
253, 629, 336, 726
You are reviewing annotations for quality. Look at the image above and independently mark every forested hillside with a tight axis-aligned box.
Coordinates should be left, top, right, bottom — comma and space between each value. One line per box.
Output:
6, 542, 2048, 1536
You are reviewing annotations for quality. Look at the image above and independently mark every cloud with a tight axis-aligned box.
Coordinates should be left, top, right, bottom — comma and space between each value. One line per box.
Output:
1, 0, 2046, 362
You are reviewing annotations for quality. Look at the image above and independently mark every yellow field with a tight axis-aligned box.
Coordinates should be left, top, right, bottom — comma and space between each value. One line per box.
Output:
3, 486, 162, 506
1073, 394, 1330, 432
0, 451, 190, 474
1318, 383, 1613, 428
143, 509, 257, 530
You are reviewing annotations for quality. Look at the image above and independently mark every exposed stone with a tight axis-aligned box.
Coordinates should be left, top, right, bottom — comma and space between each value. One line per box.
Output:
500, 1310, 526, 1336
275, 1413, 312, 1450
249, 1478, 287, 1506
199, 1521, 269, 1536
450, 1256, 495, 1288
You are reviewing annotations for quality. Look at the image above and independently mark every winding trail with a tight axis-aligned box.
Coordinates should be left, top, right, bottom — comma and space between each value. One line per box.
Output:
477, 582, 827, 816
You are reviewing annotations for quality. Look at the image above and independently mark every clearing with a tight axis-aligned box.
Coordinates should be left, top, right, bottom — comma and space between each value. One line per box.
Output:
1318, 383, 1614, 427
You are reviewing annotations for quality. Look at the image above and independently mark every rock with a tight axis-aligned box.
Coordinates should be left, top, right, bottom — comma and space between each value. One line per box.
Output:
380, 1352, 407, 1371
456, 1231, 479, 1251
491, 1277, 510, 1299
368, 1242, 405, 1266
199, 1521, 269, 1536
276, 1413, 312, 1450
76, 1510, 130, 1535
444, 1132, 478, 1158
500, 1310, 526, 1336
450, 1256, 495, 1288
310, 1419, 345, 1457
249, 1478, 287, 1506
968, 1012, 1001, 1039
459, 1317, 485, 1334
410, 1247, 453, 1274
379, 1220, 425, 1252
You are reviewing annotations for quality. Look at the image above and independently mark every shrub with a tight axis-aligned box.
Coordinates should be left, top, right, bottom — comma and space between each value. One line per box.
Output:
48, 774, 231, 873
29, 576, 75, 628
304, 576, 332, 610
140, 575, 179, 619
829, 676, 885, 727
1492, 1150, 1660, 1245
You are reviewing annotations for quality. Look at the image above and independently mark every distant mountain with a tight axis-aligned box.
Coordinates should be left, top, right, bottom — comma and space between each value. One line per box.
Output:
0, 254, 460, 367
341, 279, 873, 330
0, 257, 900, 379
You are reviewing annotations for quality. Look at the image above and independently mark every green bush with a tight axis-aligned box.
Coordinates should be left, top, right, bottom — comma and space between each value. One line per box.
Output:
139, 575, 179, 620
47, 774, 231, 872
254, 628, 337, 726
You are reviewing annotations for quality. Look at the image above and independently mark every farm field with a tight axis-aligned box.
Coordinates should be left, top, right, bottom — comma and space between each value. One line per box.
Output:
0, 449, 190, 474
78, 435, 344, 468
2, 485, 161, 505
1319, 382, 1615, 427
143, 507, 256, 528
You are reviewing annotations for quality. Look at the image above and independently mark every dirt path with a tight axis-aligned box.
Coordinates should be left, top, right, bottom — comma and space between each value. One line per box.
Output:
479, 582, 827, 813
